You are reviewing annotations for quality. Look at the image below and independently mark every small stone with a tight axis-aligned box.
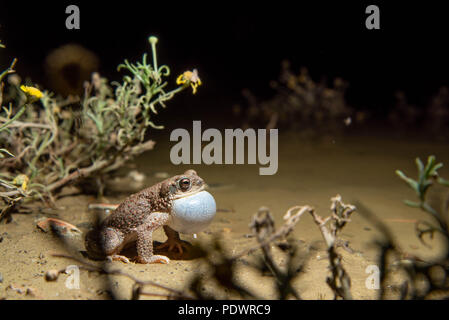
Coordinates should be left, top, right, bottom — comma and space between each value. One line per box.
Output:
0, 272, 3, 283
45, 269, 60, 281
26, 287, 37, 297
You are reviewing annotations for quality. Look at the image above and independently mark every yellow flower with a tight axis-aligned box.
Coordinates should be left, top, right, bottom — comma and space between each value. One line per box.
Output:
12, 174, 30, 191
20, 85, 43, 100
176, 69, 202, 94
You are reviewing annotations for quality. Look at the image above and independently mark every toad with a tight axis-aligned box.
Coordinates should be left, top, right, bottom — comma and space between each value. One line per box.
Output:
85, 169, 216, 264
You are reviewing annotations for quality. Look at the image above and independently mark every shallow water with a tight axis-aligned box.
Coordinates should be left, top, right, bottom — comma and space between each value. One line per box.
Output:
1, 128, 448, 299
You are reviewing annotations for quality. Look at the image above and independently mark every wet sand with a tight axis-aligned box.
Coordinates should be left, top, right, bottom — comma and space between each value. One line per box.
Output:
1, 129, 448, 299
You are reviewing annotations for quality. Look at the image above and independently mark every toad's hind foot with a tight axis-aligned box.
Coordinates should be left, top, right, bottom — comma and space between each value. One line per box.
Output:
138, 254, 170, 264
107, 254, 131, 264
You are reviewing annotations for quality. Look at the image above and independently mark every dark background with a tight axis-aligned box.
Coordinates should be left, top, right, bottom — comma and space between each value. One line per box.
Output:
1, 1, 448, 123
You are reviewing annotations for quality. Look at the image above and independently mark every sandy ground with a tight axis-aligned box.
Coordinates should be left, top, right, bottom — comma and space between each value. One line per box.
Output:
1, 131, 448, 300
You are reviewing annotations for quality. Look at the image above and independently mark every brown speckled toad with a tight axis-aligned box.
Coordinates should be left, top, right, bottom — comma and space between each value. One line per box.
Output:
85, 169, 205, 264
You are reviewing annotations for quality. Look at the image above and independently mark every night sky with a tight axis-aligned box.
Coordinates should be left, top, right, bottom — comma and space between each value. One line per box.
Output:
1, 1, 449, 122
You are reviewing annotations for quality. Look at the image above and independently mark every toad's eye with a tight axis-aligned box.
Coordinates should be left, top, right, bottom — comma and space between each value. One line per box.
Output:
178, 178, 190, 191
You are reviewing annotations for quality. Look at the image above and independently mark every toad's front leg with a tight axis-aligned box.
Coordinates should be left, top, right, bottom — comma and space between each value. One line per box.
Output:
136, 212, 171, 264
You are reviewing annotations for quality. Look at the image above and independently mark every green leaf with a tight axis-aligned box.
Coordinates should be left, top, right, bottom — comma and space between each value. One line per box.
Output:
403, 200, 421, 208
415, 157, 424, 172
0, 149, 14, 158
422, 202, 438, 216
424, 155, 436, 176
428, 162, 443, 177
148, 103, 158, 114
437, 177, 449, 187
147, 121, 164, 130
395, 170, 419, 192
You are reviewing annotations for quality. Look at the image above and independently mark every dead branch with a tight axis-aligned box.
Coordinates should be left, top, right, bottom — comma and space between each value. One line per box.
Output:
234, 205, 313, 259
309, 194, 355, 300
